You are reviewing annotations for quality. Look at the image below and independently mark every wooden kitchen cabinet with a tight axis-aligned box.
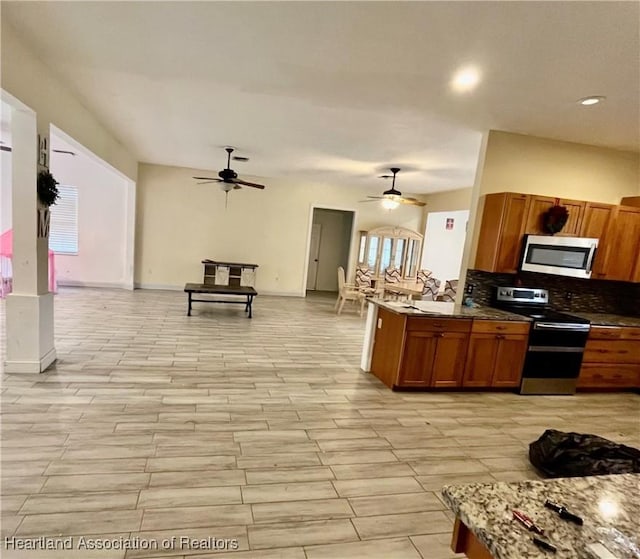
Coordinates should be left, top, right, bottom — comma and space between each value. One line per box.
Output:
463, 321, 529, 388
580, 202, 615, 279
475, 193, 530, 273
601, 205, 640, 282
398, 331, 438, 387
525, 196, 585, 236
398, 328, 470, 388
578, 326, 640, 389
429, 332, 471, 388
472, 191, 640, 279
370, 310, 472, 389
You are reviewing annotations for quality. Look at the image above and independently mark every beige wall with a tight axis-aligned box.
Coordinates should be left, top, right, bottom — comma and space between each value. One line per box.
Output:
424, 188, 472, 213
480, 131, 640, 203
135, 163, 425, 295
1, 18, 137, 180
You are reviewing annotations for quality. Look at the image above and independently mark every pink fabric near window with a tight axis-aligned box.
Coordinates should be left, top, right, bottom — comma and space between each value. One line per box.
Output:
0, 229, 57, 298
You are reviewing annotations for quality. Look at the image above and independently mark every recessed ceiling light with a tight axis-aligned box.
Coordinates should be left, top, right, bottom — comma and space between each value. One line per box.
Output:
452, 67, 480, 92
579, 96, 605, 106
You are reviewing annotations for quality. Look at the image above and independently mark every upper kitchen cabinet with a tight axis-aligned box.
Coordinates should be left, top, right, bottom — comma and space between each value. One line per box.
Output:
524, 196, 585, 236
475, 193, 530, 273
579, 202, 615, 279
602, 205, 640, 282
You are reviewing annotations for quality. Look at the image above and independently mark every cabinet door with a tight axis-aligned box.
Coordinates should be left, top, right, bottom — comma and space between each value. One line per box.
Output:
526, 196, 585, 237
496, 194, 531, 273
525, 196, 555, 235
580, 202, 614, 279
398, 332, 438, 387
462, 334, 498, 387
557, 199, 586, 236
431, 333, 469, 388
602, 206, 640, 281
492, 335, 528, 387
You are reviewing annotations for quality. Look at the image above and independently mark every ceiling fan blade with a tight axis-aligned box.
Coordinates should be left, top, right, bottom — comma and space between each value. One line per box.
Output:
193, 176, 220, 180
197, 180, 220, 185
366, 195, 384, 199
233, 185, 242, 190
398, 197, 426, 207
233, 178, 266, 190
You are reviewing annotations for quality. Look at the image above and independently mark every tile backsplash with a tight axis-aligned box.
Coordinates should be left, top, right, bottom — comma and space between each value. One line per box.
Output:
466, 269, 640, 317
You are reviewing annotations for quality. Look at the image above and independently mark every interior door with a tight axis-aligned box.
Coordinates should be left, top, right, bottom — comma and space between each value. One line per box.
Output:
306, 223, 322, 290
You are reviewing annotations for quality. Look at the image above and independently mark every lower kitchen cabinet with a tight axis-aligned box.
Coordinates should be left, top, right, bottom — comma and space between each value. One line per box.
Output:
398, 330, 470, 388
578, 326, 640, 388
463, 333, 528, 388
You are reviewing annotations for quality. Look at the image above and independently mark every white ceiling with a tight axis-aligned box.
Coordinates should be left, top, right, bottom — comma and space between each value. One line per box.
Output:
3, 1, 639, 194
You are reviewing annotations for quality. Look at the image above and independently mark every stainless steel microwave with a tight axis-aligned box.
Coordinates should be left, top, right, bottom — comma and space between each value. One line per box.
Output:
520, 235, 599, 279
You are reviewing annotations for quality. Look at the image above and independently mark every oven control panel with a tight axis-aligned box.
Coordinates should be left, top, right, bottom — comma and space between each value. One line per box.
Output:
496, 287, 548, 303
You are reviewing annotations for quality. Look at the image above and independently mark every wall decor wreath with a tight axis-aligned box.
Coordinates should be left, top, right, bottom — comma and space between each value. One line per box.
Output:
37, 170, 60, 207
542, 205, 569, 235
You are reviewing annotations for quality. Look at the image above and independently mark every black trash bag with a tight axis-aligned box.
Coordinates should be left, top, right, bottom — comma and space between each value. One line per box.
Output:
529, 429, 640, 478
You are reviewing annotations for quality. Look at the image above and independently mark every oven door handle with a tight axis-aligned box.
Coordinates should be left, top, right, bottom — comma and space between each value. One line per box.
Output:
534, 322, 590, 332
528, 346, 585, 353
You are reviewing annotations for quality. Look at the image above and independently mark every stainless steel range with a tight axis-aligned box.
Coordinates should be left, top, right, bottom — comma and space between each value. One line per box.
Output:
493, 287, 591, 395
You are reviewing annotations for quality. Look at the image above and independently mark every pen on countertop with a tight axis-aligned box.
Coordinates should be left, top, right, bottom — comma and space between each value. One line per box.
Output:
533, 536, 557, 553
513, 510, 545, 535
544, 500, 584, 525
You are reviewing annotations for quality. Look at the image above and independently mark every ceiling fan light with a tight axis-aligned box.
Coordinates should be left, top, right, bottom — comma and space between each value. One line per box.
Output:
381, 198, 400, 210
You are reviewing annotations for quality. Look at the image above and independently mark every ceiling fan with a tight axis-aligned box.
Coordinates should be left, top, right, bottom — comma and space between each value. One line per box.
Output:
193, 147, 266, 207
362, 167, 426, 209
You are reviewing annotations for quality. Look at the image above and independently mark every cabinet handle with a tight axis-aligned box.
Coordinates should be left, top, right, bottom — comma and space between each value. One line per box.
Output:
435, 333, 444, 338
496, 326, 507, 330
495, 334, 504, 339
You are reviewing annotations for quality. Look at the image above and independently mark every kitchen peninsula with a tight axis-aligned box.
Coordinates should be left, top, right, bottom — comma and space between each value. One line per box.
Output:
442, 473, 640, 559
360, 300, 532, 390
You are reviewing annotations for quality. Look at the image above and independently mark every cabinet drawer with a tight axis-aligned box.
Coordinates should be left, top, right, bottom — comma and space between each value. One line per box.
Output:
583, 340, 640, 364
407, 318, 471, 333
472, 320, 530, 335
578, 364, 640, 388
589, 326, 640, 341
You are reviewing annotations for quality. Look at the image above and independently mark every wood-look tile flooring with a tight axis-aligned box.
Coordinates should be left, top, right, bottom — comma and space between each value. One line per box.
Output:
1, 288, 638, 558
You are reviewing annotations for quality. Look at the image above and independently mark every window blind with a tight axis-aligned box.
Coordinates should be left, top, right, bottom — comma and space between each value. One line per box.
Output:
49, 185, 78, 254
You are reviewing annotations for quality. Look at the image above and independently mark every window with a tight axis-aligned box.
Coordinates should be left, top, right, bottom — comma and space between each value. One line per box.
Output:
49, 185, 78, 254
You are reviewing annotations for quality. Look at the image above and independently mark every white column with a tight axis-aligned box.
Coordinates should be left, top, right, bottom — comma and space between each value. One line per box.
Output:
4, 107, 56, 373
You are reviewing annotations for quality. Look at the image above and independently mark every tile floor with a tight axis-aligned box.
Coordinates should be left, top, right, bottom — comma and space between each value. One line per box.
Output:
1, 288, 638, 558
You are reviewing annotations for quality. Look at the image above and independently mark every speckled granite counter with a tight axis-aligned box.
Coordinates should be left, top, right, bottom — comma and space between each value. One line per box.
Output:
569, 312, 640, 328
369, 300, 532, 322
442, 474, 640, 559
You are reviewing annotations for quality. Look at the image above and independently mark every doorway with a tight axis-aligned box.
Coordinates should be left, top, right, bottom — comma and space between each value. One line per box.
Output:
306, 208, 355, 293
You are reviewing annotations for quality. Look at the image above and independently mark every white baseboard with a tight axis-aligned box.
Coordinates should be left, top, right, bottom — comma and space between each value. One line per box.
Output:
57, 280, 133, 290
5, 348, 57, 374
134, 283, 184, 291
259, 291, 304, 297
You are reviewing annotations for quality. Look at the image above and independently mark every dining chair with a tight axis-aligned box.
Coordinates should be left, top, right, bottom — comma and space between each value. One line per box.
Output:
440, 279, 459, 302
417, 269, 433, 284
420, 277, 442, 301
356, 266, 379, 297
335, 266, 366, 316
382, 267, 406, 301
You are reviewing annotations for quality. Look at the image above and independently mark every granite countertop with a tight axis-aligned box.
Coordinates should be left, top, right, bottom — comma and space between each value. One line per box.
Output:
568, 312, 640, 328
369, 300, 532, 322
442, 474, 640, 559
